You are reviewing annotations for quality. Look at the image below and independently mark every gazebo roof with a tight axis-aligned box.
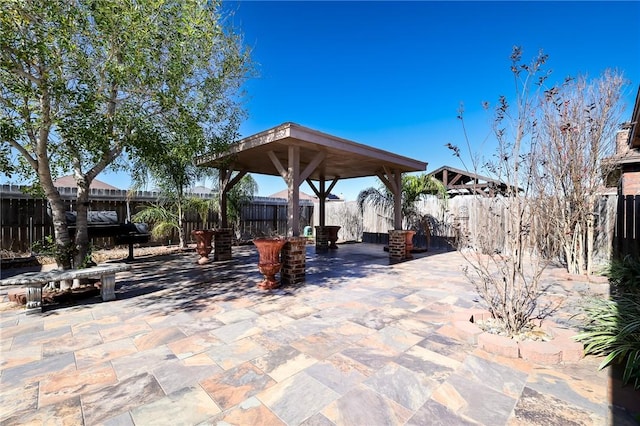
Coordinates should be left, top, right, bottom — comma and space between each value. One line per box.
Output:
195, 122, 427, 180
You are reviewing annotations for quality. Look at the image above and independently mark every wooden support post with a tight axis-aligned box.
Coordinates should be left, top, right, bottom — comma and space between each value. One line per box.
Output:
307, 176, 339, 228
287, 146, 301, 237
377, 167, 403, 230
219, 166, 247, 229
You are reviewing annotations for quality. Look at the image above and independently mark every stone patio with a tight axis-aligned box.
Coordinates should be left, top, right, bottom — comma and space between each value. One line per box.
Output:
0, 244, 638, 425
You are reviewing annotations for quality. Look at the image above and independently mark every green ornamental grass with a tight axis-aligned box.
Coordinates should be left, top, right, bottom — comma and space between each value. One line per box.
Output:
574, 294, 640, 389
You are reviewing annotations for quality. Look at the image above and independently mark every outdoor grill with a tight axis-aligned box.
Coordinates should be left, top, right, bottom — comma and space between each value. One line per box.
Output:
65, 211, 150, 260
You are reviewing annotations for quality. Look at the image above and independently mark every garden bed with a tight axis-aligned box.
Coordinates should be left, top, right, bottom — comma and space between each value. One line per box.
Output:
448, 309, 585, 365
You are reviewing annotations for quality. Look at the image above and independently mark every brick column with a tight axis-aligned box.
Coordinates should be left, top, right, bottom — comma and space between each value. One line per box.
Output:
213, 228, 233, 261
282, 237, 306, 285
388, 230, 407, 261
314, 226, 329, 252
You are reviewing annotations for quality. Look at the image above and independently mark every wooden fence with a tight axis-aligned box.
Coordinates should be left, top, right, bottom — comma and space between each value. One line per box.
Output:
0, 185, 313, 252
4, 183, 634, 261
324, 194, 622, 264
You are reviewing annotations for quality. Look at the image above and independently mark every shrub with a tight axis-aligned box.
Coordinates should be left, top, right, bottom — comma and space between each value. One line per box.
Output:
574, 295, 640, 389
607, 255, 640, 294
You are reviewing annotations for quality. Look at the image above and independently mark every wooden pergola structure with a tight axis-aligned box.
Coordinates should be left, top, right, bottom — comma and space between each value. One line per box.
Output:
196, 122, 427, 236
431, 165, 512, 197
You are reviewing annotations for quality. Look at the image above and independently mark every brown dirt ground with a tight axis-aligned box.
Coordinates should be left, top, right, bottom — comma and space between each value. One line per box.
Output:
1, 245, 190, 268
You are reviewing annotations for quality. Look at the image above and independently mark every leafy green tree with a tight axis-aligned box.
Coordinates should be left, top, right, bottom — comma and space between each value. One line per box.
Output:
227, 174, 258, 238
0, 0, 250, 273
357, 173, 447, 227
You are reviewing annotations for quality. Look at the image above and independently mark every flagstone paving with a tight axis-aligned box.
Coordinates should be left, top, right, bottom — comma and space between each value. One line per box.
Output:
1, 244, 638, 425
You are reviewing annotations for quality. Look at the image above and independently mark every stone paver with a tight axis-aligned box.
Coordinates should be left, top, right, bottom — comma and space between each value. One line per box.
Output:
1, 244, 638, 425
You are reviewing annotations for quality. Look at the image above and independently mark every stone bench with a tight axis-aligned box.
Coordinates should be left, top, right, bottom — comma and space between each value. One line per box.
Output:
0, 263, 131, 314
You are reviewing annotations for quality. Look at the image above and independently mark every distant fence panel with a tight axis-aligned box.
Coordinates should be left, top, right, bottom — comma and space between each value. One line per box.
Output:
319, 201, 363, 242
325, 194, 620, 263
1, 186, 313, 252
614, 194, 640, 259
238, 198, 313, 238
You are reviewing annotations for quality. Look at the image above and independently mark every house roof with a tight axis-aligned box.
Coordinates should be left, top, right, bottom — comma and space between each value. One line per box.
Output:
54, 175, 119, 190
268, 189, 316, 201
431, 165, 513, 197
195, 122, 427, 181
268, 189, 342, 201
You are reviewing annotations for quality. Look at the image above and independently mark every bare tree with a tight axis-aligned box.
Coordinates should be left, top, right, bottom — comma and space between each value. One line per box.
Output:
451, 47, 554, 335
451, 49, 628, 335
533, 71, 626, 275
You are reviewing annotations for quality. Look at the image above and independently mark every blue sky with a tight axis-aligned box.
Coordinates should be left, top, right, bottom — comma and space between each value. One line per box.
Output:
74, 1, 640, 198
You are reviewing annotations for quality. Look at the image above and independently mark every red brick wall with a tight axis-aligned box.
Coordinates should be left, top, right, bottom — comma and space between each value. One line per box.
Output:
622, 171, 640, 195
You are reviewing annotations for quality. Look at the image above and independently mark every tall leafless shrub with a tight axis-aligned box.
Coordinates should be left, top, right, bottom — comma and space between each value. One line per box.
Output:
451, 47, 553, 335
532, 71, 626, 275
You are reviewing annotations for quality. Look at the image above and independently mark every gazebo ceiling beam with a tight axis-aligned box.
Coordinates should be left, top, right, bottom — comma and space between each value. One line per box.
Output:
448, 172, 464, 186
299, 151, 326, 183
267, 151, 287, 179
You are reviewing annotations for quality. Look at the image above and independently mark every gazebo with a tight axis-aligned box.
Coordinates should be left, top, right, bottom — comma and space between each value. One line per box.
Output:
195, 122, 427, 282
431, 165, 513, 197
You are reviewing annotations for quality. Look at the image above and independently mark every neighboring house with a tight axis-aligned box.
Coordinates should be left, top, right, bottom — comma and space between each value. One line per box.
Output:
53, 175, 119, 190
268, 189, 316, 201
268, 189, 342, 202
604, 86, 640, 258
606, 86, 640, 195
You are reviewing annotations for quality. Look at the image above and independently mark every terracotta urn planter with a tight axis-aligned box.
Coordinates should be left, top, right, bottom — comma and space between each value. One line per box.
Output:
405, 230, 416, 259
192, 229, 215, 264
325, 226, 341, 249
253, 237, 288, 289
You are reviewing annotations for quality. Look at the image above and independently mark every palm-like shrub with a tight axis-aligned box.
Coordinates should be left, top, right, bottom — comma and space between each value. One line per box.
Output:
575, 255, 640, 389
132, 202, 180, 241
184, 197, 218, 229
574, 295, 640, 389
356, 173, 446, 227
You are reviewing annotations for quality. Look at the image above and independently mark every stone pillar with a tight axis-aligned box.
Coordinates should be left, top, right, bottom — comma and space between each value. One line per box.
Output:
25, 284, 43, 314
213, 228, 233, 261
315, 226, 329, 252
388, 230, 407, 261
282, 237, 307, 285
100, 273, 116, 301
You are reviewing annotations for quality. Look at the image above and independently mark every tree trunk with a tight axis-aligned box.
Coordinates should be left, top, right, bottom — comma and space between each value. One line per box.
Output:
178, 204, 186, 248
40, 174, 72, 271
576, 223, 585, 275
586, 215, 594, 275
74, 183, 91, 275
